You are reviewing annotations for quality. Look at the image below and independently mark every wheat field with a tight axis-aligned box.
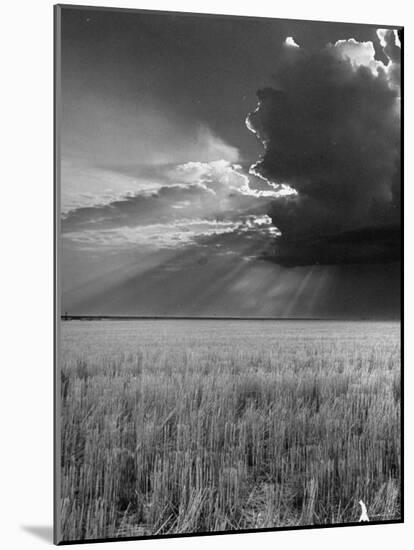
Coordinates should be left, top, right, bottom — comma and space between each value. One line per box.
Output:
59, 320, 401, 542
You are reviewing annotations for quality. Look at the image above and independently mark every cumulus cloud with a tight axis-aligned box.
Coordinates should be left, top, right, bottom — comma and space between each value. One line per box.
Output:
61, 123, 241, 213
284, 36, 300, 48
63, 214, 279, 250
63, 218, 238, 249
60, 160, 165, 214
167, 159, 295, 199
246, 28, 401, 265
62, 158, 287, 254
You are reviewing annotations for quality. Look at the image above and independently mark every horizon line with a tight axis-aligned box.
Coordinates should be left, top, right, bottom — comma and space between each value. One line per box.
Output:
60, 315, 399, 322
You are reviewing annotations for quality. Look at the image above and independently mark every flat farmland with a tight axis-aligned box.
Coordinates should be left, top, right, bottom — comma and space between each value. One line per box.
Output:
59, 320, 401, 541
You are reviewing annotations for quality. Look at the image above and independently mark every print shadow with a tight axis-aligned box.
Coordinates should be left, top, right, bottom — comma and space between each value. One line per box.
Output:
21, 525, 53, 543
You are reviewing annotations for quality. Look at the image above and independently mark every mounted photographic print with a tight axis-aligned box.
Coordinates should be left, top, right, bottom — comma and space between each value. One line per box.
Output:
54, 4, 403, 544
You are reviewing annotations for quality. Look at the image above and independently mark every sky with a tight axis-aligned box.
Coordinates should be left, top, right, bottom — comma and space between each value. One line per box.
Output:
59, 7, 402, 318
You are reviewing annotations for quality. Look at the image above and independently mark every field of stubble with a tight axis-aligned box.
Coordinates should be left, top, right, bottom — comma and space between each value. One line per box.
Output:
59, 320, 401, 541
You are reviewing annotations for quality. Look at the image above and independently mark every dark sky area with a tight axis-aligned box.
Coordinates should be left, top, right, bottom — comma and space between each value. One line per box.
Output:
59, 6, 402, 318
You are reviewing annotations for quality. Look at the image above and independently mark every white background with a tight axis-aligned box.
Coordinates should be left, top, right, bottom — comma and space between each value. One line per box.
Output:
1, 0, 411, 548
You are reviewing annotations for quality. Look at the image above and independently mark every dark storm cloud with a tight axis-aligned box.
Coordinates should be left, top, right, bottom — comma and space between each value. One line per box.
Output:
246, 29, 401, 266
61, 7, 388, 166
261, 224, 401, 267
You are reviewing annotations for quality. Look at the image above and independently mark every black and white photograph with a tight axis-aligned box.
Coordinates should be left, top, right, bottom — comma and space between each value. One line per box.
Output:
55, 4, 402, 544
